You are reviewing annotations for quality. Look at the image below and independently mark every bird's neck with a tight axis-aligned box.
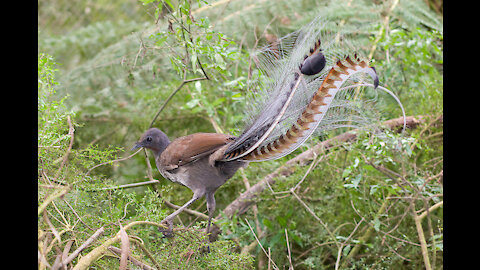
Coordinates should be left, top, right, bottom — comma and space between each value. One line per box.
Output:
152, 142, 169, 159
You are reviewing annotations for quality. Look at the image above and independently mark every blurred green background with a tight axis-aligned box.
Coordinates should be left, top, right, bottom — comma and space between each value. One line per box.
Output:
38, 0, 443, 268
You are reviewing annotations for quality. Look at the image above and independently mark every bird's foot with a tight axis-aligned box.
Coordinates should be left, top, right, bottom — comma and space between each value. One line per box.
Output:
158, 218, 174, 238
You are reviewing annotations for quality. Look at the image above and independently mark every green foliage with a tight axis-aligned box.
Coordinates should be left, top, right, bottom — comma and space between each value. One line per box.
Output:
39, 0, 442, 269
375, 27, 443, 117
38, 54, 252, 269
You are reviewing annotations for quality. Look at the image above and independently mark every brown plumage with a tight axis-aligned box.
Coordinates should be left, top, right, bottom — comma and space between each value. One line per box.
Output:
132, 129, 245, 241
132, 18, 383, 246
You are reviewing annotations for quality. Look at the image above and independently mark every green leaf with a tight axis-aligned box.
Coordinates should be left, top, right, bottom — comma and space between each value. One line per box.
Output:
214, 53, 226, 69
369, 185, 379, 195
164, 0, 174, 10
185, 98, 199, 108
373, 217, 380, 232
342, 167, 352, 178
276, 216, 287, 227
263, 218, 272, 230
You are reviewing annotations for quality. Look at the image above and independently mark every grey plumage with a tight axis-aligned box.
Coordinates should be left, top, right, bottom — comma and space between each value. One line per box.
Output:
132, 16, 404, 243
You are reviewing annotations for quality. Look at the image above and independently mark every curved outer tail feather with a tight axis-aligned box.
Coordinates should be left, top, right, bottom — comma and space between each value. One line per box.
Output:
223, 55, 378, 162
219, 17, 397, 164
242, 56, 378, 161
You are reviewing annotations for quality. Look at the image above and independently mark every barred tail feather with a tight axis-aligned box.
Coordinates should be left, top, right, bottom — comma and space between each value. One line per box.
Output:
242, 56, 379, 162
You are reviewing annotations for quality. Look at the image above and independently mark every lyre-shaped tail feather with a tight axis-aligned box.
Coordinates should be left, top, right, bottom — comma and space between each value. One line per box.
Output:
242, 56, 378, 162
223, 55, 378, 162
223, 36, 324, 161
220, 16, 386, 163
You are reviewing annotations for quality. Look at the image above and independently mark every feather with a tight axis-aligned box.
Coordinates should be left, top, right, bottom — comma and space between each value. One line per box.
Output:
222, 16, 404, 162
243, 56, 378, 161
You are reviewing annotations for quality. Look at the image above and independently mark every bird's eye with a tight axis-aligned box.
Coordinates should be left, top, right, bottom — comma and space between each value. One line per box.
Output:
146, 136, 153, 142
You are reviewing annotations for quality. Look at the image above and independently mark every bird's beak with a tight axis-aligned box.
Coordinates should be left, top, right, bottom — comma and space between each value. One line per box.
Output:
131, 142, 143, 151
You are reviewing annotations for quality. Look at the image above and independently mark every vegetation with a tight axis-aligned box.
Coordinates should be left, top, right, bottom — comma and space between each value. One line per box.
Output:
38, 0, 442, 269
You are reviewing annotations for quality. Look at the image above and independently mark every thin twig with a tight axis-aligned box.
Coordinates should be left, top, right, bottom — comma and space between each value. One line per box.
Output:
42, 210, 62, 246
95, 180, 160, 191
79, 148, 143, 184
418, 201, 443, 221
334, 217, 365, 270
149, 77, 208, 128
412, 203, 432, 270
72, 221, 167, 270
108, 246, 154, 270
290, 191, 339, 248
38, 186, 71, 216
53, 115, 75, 182
129, 237, 162, 270
285, 228, 294, 270
245, 219, 279, 270
63, 227, 105, 266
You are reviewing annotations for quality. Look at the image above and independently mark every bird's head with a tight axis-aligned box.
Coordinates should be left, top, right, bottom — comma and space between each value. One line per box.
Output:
132, 128, 171, 156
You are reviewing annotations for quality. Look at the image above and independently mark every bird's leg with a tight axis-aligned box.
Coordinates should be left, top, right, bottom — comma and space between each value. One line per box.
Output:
160, 194, 201, 237
205, 193, 216, 252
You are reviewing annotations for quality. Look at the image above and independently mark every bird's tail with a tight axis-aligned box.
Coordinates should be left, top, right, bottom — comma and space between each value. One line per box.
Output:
221, 17, 404, 162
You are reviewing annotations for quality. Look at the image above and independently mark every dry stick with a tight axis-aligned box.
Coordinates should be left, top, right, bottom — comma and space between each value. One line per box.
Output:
128, 237, 162, 270
42, 210, 62, 247
334, 217, 365, 270
61, 239, 75, 265
39, 232, 52, 270
72, 221, 167, 270
38, 249, 51, 268
64, 227, 105, 267
97, 180, 160, 191
240, 229, 266, 255
218, 115, 427, 221
118, 225, 130, 270
285, 228, 294, 270
53, 115, 75, 182
245, 219, 279, 270
51, 254, 63, 270
108, 246, 154, 270
268, 247, 272, 270
412, 203, 432, 270
418, 201, 443, 221
340, 196, 391, 269
149, 76, 208, 128
80, 148, 143, 184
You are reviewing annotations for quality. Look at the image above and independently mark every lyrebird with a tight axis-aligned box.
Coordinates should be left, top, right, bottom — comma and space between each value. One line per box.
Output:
132, 17, 399, 240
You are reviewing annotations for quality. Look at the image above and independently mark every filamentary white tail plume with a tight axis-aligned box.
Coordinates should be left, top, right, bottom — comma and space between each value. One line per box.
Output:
221, 16, 405, 162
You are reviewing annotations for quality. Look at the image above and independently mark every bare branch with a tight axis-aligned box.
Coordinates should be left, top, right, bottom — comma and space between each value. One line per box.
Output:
108, 246, 155, 270
285, 228, 294, 270
64, 227, 105, 266
418, 201, 443, 221
245, 219, 279, 270
218, 115, 430, 221
119, 225, 130, 270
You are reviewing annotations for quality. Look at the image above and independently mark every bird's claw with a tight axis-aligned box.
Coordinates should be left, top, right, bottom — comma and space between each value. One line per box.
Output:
158, 218, 174, 238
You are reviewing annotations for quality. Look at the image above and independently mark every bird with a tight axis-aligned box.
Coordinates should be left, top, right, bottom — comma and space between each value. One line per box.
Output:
132, 17, 398, 241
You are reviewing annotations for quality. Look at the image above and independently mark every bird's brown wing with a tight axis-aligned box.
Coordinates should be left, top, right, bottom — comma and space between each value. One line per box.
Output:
159, 133, 235, 170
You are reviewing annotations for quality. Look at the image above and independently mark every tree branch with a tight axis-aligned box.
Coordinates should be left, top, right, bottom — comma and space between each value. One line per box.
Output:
217, 115, 431, 221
